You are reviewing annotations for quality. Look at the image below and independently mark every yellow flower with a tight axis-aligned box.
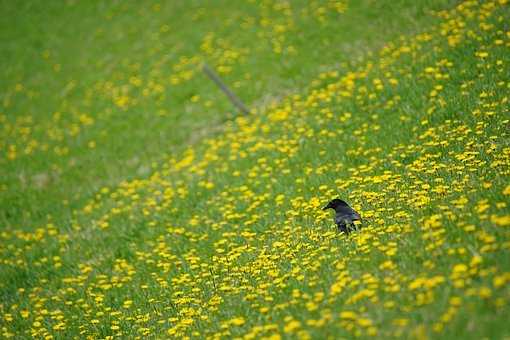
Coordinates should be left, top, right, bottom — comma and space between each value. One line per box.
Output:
491, 215, 510, 227
452, 264, 468, 273
357, 318, 373, 327
284, 320, 301, 333
478, 287, 492, 299
493, 274, 510, 288
340, 311, 357, 320
230, 317, 245, 326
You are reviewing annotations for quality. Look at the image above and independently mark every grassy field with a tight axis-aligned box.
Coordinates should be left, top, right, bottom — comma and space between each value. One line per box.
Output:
1, 0, 509, 339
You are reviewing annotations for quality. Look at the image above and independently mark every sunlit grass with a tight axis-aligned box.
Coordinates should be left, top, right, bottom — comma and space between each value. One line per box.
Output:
1, 0, 509, 339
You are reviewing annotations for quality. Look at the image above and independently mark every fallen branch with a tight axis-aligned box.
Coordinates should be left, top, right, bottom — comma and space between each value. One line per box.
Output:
202, 63, 250, 115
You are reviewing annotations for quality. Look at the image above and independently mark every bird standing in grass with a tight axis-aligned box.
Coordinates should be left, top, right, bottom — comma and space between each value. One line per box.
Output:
323, 198, 362, 234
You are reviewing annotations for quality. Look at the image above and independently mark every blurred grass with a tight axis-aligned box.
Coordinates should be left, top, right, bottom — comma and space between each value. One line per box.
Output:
1, 0, 509, 339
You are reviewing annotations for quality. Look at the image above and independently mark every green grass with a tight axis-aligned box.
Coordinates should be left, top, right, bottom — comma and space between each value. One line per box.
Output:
1, 0, 509, 339
0, 0, 454, 229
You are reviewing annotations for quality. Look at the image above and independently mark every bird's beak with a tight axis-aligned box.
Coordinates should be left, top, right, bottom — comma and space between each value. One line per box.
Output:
322, 205, 329, 211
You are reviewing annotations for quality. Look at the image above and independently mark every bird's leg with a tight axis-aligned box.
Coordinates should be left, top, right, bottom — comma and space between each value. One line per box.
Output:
337, 223, 348, 234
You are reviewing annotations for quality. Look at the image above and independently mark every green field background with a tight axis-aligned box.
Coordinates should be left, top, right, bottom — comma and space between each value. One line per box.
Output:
1, 0, 509, 339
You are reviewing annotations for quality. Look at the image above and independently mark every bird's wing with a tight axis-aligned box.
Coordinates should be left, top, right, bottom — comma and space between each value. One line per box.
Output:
335, 213, 351, 225
337, 206, 361, 220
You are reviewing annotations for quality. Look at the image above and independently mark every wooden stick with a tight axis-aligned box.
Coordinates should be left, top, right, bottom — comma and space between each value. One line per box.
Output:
202, 63, 250, 115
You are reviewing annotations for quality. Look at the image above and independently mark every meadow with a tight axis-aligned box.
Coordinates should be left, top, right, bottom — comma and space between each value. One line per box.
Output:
1, 0, 509, 339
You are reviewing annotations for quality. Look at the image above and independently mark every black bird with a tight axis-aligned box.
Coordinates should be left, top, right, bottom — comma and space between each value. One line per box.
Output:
323, 198, 362, 234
